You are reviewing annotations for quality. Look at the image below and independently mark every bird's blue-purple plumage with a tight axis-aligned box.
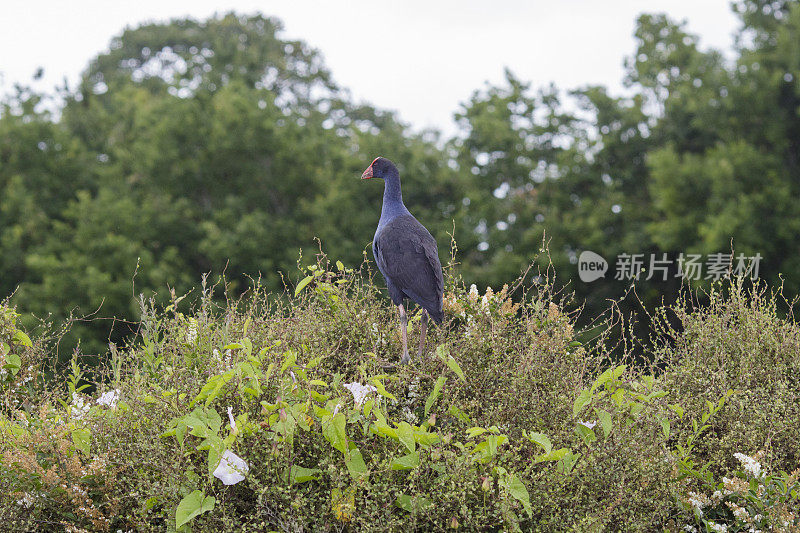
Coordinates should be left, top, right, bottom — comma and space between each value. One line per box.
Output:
371, 159, 444, 323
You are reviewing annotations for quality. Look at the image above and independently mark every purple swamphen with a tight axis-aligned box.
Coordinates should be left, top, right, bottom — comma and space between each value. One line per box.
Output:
361, 157, 444, 364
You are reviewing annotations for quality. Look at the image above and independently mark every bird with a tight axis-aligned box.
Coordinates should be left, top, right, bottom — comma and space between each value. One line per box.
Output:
361, 157, 444, 364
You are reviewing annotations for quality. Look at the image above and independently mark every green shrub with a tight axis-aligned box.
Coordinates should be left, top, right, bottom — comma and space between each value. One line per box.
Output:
1, 265, 798, 531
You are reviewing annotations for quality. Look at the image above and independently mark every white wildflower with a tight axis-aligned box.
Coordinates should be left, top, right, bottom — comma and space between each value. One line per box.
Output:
465, 314, 478, 338
731, 505, 749, 521
578, 420, 597, 429
686, 491, 709, 516
402, 405, 418, 423
721, 477, 734, 495
213, 450, 249, 485
468, 284, 479, 302
332, 403, 341, 416
70, 393, 91, 420
708, 522, 728, 533
711, 490, 723, 505
407, 377, 420, 399
97, 389, 121, 408
343, 382, 377, 407
16, 493, 33, 508
227, 406, 237, 432
734, 452, 762, 477
185, 318, 197, 345
212, 348, 233, 368
683, 526, 697, 533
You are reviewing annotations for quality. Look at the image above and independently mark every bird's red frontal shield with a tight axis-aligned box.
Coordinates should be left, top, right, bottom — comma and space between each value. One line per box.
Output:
361, 157, 380, 179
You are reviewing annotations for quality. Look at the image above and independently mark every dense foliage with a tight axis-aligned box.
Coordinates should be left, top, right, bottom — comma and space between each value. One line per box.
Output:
1, 261, 798, 531
3, 1, 800, 356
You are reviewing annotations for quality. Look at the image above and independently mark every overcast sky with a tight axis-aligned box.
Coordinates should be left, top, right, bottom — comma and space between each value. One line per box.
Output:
1, 1, 740, 134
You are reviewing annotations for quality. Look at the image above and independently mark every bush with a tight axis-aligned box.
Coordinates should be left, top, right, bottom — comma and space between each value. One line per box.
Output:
1, 263, 798, 531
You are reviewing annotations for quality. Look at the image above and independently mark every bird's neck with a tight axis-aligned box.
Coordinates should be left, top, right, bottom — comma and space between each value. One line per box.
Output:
379, 172, 409, 223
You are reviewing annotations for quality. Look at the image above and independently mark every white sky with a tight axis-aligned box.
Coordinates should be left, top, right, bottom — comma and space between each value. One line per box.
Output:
0, 1, 740, 135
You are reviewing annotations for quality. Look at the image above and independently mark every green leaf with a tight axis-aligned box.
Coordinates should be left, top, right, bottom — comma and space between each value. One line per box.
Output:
204, 407, 223, 434
574, 424, 597, 446
294, 275, 314, 296
192, 372, 234, 407
557, 451, 581, 474
222, 342, 245, 350
446, 356, 466, 382
414, 427, 441, 447
391, 452, 421, 470
596, 410, 613, 438
535, 448, 570, 463
590, 367, 613, 393
362, 399, 374, 418
466, 426, 487, 439
524, 431, 552, 454
657, 416, 670, 439
371, 422, 398, 440
395, 494, 432, 513
447, 405, 471, 424
611, 388, 625, 407
504, 473, 532, 518
424, 376, 447, 417
280, 350, 297, 373
629, 402, 645, 417
3, 353, 21, 376
202, 437, 225, 476
72, 428, 90, 456
573, 388, 592, 418
368, 377, 397, 401
309, 390, 329, 403
175, 420, 188, 445
345, 447, 369, 479
669, 404, 685, 419
397, 422, 416, 453
12, 330, 32, 347
472, 434, 508, 463
322, 413, 348, 454
175, 490, 215, 528
290, 465, 321, 483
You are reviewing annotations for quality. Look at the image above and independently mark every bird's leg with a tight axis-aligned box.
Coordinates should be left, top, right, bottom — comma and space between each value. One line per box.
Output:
398, 304, 410, 364
418, 309, 429, 358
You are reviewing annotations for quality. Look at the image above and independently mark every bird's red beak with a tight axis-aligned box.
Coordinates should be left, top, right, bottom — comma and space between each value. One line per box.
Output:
361, 164, 374, 180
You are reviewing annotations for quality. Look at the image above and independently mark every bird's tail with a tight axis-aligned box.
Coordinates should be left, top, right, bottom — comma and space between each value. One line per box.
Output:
427, 307, 444, 324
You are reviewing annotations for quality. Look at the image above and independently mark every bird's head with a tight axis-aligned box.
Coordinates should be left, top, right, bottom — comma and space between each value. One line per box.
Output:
361, 157, 398, 180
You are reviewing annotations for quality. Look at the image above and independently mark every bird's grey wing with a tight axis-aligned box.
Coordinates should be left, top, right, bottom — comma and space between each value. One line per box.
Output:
374, 218, 443, 312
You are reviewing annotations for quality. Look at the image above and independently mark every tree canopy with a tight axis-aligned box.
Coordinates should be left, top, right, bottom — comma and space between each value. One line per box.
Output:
2, 2, 799, 356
